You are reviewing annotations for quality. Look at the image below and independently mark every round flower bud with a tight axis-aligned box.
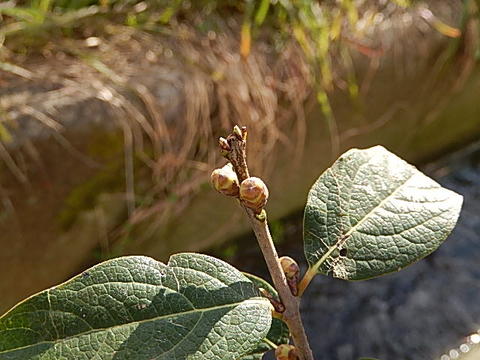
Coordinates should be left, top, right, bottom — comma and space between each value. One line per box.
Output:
211, 163, 239, 197
239, 177, 269, 214
275, 344, 299, 360
279, 256, 300, 280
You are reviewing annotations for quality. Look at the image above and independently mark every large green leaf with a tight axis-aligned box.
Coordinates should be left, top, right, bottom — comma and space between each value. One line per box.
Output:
304, 146, 463, 280
241, 273, 290, 360
0, 254, 272, 360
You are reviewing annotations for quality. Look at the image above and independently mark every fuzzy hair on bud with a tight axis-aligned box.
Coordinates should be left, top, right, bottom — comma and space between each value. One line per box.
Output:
275, 344, 299, 360
211, 163, 240, 197
239, 177, 269, 214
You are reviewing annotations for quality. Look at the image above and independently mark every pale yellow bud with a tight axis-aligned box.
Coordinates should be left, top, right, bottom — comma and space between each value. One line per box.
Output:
275, 344, 299, 360
279, 256, 300, 279
239, 177, 269, 214
211, 163, 239, 197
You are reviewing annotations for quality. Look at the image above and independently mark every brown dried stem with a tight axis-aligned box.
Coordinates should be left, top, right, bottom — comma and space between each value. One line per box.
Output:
221, 125, 314, 360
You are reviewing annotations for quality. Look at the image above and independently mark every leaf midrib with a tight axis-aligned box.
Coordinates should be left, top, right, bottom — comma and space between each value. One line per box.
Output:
310, 172, 415, 273
0, 298, 267, 355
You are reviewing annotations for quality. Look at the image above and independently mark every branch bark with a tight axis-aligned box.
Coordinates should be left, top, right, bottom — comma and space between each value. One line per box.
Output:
221, 126, 314, 360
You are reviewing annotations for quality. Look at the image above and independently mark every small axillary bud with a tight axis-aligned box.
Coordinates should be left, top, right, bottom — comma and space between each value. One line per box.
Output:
240, 125, 247, 140
275, 344, 299, 360
259, 287, 285, 314
232, 124, 248, 141
279, 256, 300, 296
218, 137, 231, 157
233, 125, 243, 140
211, 163, 240, 197
239, 177, 269, 214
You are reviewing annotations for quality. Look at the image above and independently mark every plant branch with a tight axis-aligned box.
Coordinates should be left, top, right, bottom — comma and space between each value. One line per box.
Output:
221, 126, 314, 360
245, 209, 314, 360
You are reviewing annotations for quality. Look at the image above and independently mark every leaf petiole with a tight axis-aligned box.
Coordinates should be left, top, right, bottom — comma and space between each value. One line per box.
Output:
297, 267, 316, 297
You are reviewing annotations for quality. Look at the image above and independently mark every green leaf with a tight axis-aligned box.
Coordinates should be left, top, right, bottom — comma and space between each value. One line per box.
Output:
241, 274, 290, 359
0, 254, 272, 360
304, 146, 463, 280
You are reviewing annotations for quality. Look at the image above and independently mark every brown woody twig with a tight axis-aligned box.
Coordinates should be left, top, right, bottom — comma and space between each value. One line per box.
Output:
220, 125, 314, 360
